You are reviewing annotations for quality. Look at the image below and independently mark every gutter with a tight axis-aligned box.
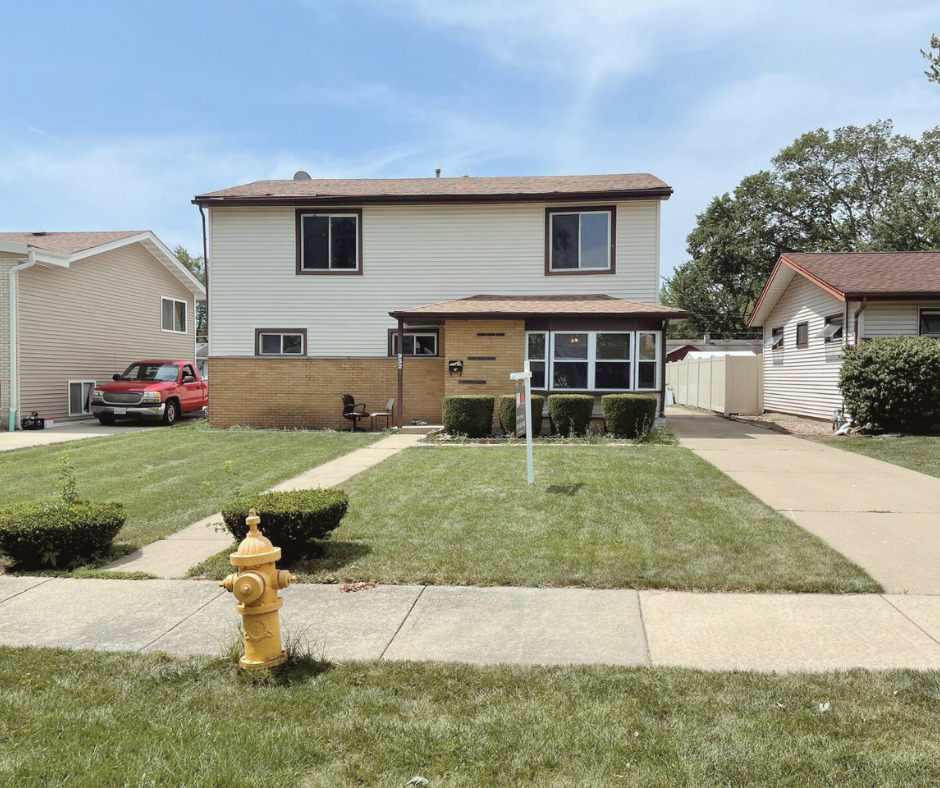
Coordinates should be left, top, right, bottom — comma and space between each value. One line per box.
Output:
8, 249, 37, 431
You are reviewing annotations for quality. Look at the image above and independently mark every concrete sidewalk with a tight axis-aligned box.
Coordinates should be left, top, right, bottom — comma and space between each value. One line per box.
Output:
0, 421, 156, 452
5, 576, 940, 672
668, 407, 940, 594
104, 433, 424, 578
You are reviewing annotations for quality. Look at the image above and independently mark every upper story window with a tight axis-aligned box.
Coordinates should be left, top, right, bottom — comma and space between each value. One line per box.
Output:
920, 309, 940, 338
161, 297, 187, 333
256, 329, 306, 356
296, 209, 362, 274
545, 207, 616, 275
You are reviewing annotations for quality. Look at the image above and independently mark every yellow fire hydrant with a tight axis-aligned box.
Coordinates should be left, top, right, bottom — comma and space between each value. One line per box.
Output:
220, 508, 294, 669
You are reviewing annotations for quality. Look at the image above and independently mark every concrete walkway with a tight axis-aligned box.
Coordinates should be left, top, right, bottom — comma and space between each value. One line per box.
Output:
668, 407, 940, 595
0, 421, 156, 452
6, 576, 940, 672
104, 433, 424, 578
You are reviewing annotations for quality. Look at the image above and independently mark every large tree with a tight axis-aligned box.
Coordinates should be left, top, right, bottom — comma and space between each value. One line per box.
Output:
923, 34, 940, 83
174, 245, 207, 343
662, 121, 940, 338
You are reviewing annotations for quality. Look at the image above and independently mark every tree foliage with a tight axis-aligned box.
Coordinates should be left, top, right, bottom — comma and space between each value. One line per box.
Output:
662, 121, 940, 338
173, 245, 207, 343
923, 34, 940, 84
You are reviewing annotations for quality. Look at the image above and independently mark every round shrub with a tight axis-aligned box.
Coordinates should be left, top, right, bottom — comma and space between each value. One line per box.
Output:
442, 395, 495, 438
0, 500, 126, 569
840, 336, 940, 433
498, 393, 545, 436
548, 394, 594, 436
222, 489, 349, 561
602, 394, 658, 438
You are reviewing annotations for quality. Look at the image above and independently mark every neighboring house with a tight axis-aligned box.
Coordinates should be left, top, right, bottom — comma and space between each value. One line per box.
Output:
748, 251, 940, 421
0, 231, 206, 430
665, 339, 763, 363
193, 173, 691, 428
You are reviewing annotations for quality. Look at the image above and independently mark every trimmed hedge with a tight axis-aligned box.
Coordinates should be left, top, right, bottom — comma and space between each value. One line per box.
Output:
548, 394, 594, 436
498, 394, 545, 436
0, 500, 126, 569
840, 336, 940, 433
602, 394, 658, 438
222, 489, 349, 561
442, 395, 495, 438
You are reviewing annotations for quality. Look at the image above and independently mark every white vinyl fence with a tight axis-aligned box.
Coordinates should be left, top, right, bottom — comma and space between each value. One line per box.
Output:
666, 355, 763, 416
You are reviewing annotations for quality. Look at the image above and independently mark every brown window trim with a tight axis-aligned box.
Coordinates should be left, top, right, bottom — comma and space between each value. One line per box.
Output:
254, 328, 308, 356
795, 321, 809, 348
295, 208, 363, 276
544, 205, 617, 276
387, 328, 440, 357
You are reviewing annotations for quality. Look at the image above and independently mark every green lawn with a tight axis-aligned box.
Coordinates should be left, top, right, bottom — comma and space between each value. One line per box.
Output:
194, 445, 878, 592
2, 647, 939, 787
820, 435, 940, 479
0, 423, 377, 549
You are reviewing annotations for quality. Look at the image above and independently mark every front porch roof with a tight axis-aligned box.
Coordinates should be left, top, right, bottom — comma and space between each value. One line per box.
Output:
389, 294, 693, 321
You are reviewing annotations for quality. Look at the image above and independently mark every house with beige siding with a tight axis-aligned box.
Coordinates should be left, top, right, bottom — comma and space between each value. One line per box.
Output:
193, 173, 690, 429
749, 252, 940, 422
0, 231, 205, 430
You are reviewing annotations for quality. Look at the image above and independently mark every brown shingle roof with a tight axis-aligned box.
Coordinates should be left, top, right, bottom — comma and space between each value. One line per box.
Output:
0, 231, 144, 255
390, 294, 692, 320
194, 173, 672, 204
783, 252, 940, 296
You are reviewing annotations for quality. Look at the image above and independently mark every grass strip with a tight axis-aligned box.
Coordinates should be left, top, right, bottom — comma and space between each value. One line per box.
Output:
819, 435, 940, 479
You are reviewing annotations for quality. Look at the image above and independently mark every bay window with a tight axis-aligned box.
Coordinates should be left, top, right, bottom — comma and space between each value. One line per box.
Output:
529, 330, 659, 391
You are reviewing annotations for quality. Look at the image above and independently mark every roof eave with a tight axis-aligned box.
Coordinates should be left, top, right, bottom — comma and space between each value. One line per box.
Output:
193, 187, 674, 207
388, 309, 693, 321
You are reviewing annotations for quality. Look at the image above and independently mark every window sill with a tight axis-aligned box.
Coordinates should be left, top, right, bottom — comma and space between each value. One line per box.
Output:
545, 268, 614, 276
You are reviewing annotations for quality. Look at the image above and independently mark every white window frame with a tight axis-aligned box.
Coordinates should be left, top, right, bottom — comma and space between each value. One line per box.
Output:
525, 330, 549, 389
919, 308, 940, 339
68, 380, 96, 417
535, 330, 659, 392
390, 331, 439, 357
818, 314, 844, 343
161, 296, 187, 334
548, 209, 613, 272
767, 327, 784, 350
257, 332, 306, 356
299, 212, 360, 272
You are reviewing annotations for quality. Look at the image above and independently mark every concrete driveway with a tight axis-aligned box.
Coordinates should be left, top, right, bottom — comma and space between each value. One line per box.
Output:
0, 420, 158, 452
668, 407, 940, 594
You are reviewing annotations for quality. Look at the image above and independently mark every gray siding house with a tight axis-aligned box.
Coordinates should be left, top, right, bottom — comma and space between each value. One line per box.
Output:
0, 231, 205, 429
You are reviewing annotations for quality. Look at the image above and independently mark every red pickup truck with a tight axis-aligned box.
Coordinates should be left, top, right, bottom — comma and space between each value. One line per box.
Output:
90, 360, 209, 426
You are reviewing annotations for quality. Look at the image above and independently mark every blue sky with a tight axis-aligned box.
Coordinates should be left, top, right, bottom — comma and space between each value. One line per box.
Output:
1, 0, 937, 280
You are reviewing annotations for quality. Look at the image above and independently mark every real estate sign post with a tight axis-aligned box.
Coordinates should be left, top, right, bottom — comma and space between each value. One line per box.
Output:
510, 361, 534, 484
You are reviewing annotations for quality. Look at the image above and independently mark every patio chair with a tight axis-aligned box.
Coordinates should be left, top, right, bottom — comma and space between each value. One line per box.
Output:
369, 398, 395, 431
341, 394, 368, 431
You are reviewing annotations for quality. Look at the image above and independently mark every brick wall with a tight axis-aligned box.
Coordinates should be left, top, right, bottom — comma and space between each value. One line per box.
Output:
442, 319, 525, 421
209, 357, 444, 429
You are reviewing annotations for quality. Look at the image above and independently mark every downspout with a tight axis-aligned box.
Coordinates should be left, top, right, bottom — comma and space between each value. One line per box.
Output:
659, 319, 668, 417
199, 204, 209, 352
8, 249, 37, 431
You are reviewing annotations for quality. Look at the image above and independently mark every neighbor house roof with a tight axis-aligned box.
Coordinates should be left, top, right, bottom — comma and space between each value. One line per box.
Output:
193, 173, 673, 206
0, 231, 144, 255
0, 230, 205, 298
389, 294, 692, 321
749, 252, 940, 327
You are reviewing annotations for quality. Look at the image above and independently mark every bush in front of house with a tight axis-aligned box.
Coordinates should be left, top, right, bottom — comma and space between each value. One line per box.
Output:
839, 336, 940, 433
441, 395, 495, 438
548, 394, 595, 436
602, 393, 658, 438
498, 394, 545, 437
222, 489, 349, 561
0, 500, 126, 569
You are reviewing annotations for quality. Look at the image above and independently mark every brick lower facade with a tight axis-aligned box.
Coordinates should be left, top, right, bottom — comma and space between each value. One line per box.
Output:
209, 356, 445, 429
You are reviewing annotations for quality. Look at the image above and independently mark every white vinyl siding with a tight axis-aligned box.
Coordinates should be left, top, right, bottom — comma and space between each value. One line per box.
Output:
859, 302, 940, 338
208, 201, 662, 357
762, 276, 846, 421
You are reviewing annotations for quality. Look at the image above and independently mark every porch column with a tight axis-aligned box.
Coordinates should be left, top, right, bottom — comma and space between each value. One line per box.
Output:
397, 319, 404, 429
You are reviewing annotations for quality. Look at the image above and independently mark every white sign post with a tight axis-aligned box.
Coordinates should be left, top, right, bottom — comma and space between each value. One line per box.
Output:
510, 360, 534, 484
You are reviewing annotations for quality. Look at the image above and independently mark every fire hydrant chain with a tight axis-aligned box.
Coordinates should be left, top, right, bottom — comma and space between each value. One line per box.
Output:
220, 508, 295, 669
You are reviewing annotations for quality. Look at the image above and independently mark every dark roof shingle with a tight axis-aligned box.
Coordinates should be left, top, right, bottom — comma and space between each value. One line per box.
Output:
390, 294, 691, 320
783, 252, 940, 295
0, 231, 144, 255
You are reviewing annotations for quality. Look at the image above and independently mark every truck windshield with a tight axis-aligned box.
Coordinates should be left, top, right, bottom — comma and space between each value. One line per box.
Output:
120, 363, 179, 382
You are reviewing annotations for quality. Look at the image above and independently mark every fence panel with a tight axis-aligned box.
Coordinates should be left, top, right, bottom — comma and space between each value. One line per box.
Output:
666, 355, 762, 416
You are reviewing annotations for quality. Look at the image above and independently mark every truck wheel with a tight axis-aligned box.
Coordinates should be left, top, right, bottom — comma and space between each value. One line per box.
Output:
163, 399, 179, 426
97, 414, 115, 426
